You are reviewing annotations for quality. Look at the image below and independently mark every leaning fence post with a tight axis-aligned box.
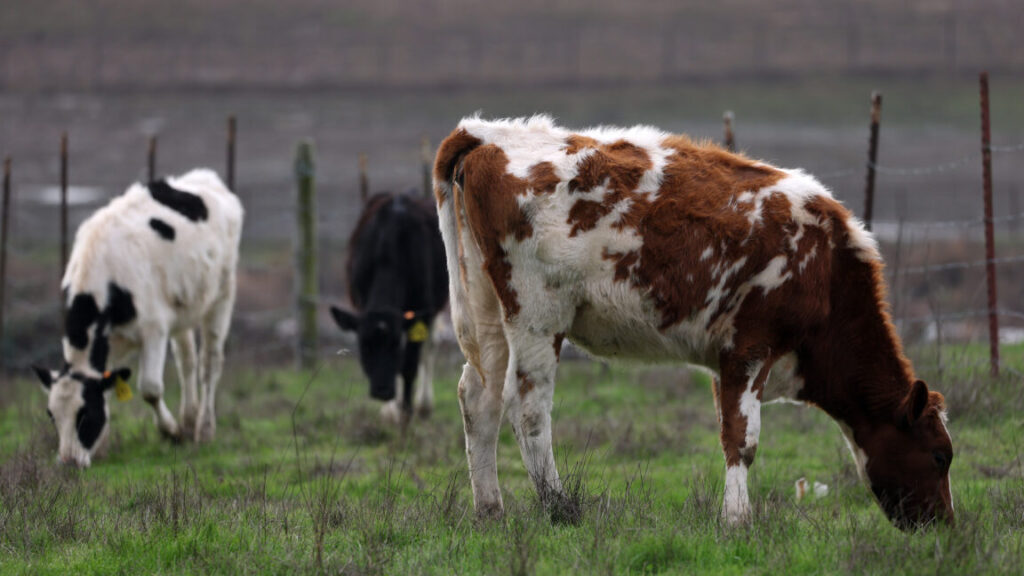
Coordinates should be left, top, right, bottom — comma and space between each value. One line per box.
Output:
863, 91, 882, 232
421, 137, 432, 198
294, 141, 318, 370
358, 153, 369, 203
227, 115, 237, 192
722, 111, 736, 152
147, 135, 157, 182
1, 157, 10, 346
979, 72, 999, 377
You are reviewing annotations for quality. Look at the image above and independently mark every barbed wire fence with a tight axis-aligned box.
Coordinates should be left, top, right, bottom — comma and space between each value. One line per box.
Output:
0, 73, 1021, 386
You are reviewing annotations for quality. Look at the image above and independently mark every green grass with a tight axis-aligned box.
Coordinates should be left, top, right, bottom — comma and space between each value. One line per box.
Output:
1, 344, 1023, 575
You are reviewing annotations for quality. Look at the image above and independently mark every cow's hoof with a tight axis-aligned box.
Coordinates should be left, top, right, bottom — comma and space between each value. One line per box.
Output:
159, 426, 184, 444
474, 503, 505, 523
380, 402, 403, 426
179, 414, 198, 441
195, 421, 216, 443
415, 403, 433, 420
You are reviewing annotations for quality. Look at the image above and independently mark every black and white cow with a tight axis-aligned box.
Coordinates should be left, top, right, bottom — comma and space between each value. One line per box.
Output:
330, 191, 448, 424
33, 169, 243, 467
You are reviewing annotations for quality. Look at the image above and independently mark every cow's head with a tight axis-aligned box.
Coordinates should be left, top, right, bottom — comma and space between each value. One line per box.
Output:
858, 380, 954, 530
330, 306, 424, 401
33, 365, 131, 468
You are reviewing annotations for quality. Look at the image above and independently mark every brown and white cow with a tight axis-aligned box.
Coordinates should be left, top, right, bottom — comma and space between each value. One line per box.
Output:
433, 115, 954, 530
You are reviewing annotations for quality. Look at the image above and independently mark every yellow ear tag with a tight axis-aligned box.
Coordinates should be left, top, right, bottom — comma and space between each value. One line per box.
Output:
114, 376, 133, 402
407, 320, 429, 343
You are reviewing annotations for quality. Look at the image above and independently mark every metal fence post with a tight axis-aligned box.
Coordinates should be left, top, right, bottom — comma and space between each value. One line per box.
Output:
148, 135, 157, 182
979, 72, 999, 377
227, 115, 237, 192
294, 140, 318, 370
864, 91, 882, 231
1, 157, 10, 346
359, 153, 369, 203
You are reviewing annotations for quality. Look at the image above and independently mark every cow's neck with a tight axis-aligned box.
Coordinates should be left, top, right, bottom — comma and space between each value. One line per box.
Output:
795, 253, 912, 431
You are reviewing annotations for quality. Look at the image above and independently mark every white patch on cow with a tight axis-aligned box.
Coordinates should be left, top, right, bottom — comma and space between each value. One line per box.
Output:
798, 246, 818, 273
844, 217, 881, 262
750, 256, 791, 294
723, 464, 751, 525
838, 422, 870, 484
762, 352, 805, 402
739, 361, 764, 450
937, 411, 954, 511
700, 246, 714, 262
47, 379, 95, 466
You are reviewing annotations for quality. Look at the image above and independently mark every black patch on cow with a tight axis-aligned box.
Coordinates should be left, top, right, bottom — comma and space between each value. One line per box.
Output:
148, 180, 208, 222
149, 218, 176, 241
65, 293, 99, 350
107, 282, 137, 327
76, 383, 107, 449
89, 319, 110, 374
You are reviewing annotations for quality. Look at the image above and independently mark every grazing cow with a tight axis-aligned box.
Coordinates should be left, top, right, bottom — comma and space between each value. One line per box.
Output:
433, 115, 954, 529
330, 191, 448, 424
33, 169, 243, 467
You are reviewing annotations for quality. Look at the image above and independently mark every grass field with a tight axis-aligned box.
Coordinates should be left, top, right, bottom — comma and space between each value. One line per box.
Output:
1, 343, 1023, 575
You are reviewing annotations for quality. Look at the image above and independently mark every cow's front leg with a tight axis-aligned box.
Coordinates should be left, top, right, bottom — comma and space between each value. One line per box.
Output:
414, 323, 437, 418
717, 352, 771, 526
138, 332, 180, 441
504, 332, 575, 523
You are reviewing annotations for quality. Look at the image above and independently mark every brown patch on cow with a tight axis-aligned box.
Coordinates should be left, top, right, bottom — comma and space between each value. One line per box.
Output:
566, 140, 653, 236
433, 129, 483, 206
459, 145, 565, 320
601, 248, 640, 282
564, 134, 598, 155
517, 370, 536, 397
553, 332, 566, 360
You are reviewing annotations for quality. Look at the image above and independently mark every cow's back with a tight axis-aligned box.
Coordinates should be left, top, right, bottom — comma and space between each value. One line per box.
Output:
346, 192, 448, 315
436, 116, 874, 368
63, 169, 243, 335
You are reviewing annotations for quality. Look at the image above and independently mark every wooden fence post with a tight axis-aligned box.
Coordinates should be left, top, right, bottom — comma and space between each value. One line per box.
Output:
227, 115, 237, 192
358, 153, 369, 203
294, 140, 318, 370
722, 111, 736, 152
421, 137, 432, 198
979, 72, 999, 377
863, 91, 882, 232
1, 157, 10, 346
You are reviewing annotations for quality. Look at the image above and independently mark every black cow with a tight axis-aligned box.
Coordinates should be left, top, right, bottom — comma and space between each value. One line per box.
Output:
331, 191, 448, 423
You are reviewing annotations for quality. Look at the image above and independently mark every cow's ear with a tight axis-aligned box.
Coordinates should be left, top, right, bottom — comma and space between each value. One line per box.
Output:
33, 365, 55, 391
330, 306, 360, 332
902, 379, 930, 427
100, 367, 132, 391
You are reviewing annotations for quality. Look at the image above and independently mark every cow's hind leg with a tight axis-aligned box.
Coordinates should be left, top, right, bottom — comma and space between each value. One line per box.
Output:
717, 350, 771, 526
196, 287, 234, 443
503, 331, 575, 523
459, 326, 509, 520
171, 330, 199, 440
138, 332, 180, 441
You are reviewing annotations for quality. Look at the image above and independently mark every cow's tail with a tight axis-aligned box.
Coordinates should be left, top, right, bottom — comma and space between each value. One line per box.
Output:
432, 128, 482, 207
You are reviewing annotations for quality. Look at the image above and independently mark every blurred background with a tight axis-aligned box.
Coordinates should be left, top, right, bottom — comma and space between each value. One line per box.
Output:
0, 0, 1021, 375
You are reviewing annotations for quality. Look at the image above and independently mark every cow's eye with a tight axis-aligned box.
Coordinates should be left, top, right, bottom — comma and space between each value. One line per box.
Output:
932, 450, 949, 471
